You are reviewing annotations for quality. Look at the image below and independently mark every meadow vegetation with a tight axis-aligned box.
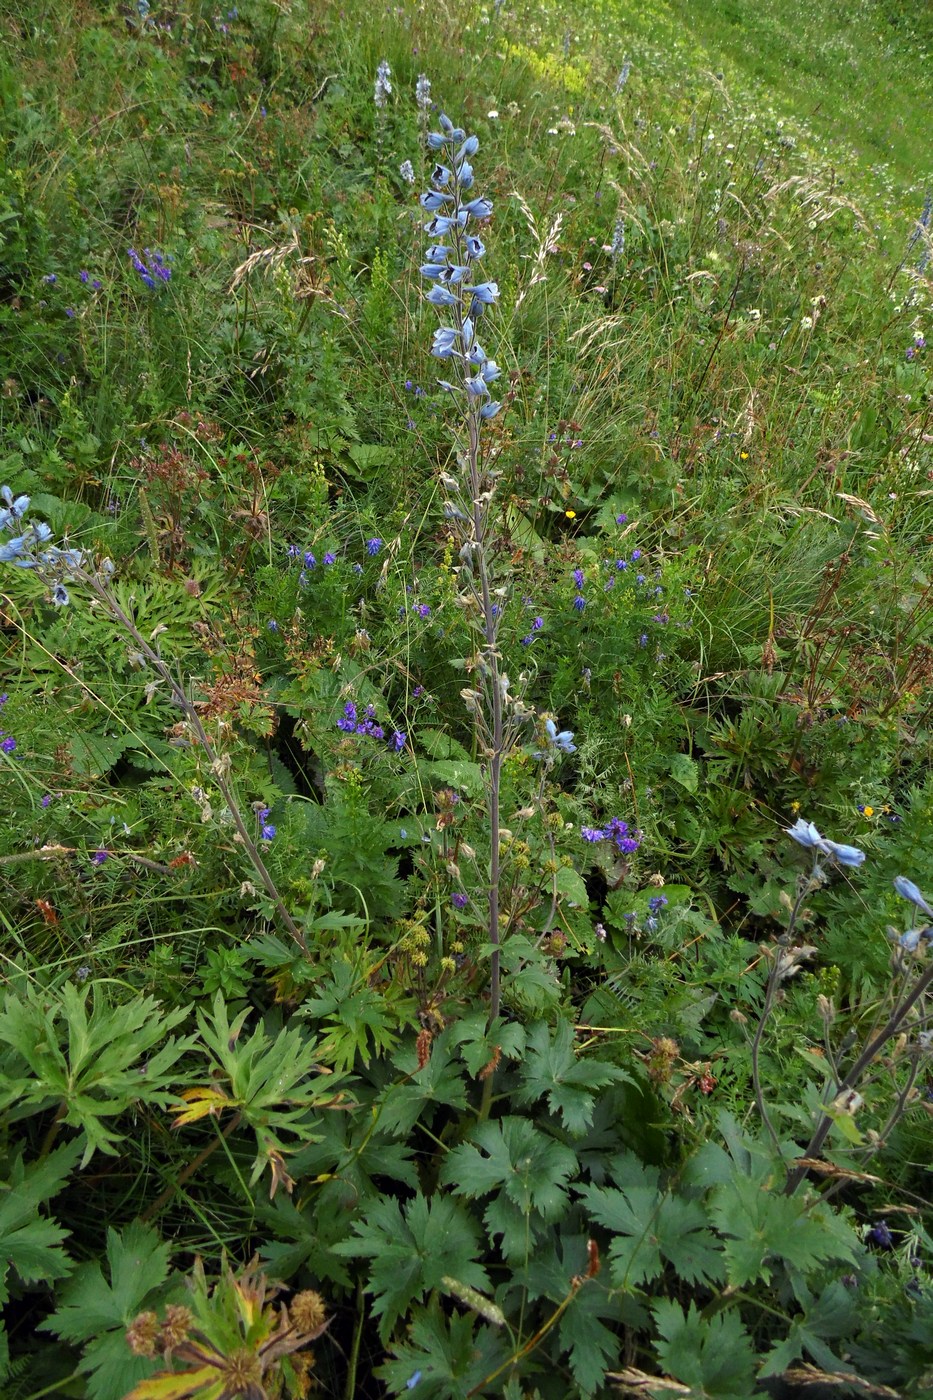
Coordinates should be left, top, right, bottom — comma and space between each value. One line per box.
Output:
1, 0, 932, 1396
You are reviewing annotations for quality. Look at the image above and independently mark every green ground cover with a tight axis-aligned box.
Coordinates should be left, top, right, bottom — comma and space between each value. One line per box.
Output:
0, 0, 932, 1396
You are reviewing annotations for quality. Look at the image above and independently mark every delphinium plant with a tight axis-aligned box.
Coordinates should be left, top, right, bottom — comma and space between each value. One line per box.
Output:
417, 112, 578, 1023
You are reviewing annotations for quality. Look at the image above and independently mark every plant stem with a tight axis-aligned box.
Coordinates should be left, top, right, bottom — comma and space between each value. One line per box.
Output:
785, 959, 933, 1194
81, 570, 306, 953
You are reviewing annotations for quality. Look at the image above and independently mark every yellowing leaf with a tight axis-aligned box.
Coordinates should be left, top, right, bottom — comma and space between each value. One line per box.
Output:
125, 1366, 223, 1400
171, 1087, 230, 1126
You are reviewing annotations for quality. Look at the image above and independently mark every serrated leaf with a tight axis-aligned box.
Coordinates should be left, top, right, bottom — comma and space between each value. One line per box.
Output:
554, 865, 590, 908
378, 1299, 507, 1399
0, 1142, 80, 1304
709, 1173, 857, 1287
440, 1116, 578, 1221
652, 1298, 756, 1398
514, 1018, 628, 1136
40, 1221, 179, 1400
379, 1040, 468, 1136
333, 1193, 489, 1343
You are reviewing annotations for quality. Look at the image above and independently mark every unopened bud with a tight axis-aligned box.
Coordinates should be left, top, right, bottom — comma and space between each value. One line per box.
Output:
817, 994, 835, 1023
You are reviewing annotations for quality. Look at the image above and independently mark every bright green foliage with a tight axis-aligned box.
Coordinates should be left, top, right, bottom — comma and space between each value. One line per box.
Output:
39, 1222, 178, 1400
652, 1299, 757, 1399
514, 1017, 629, 1135
301, 956, 403, 1072
182, 992, 345, 1188
0, 984, 193, 1164
378, 1301, 509, 1399
0, 1142, 79, 1380
580, 1157, 723, 1290
440, 1117, 580, 1260
334, 1192, 490, 1342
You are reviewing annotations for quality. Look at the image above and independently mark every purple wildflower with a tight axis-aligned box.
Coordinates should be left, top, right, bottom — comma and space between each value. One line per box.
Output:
390, 731, 406, 752
261, 823, 277, 840
573, 568, 585, 589
452, 892, 468, 909
91, 850, 109, 865
1, 736, 16, 754
323, 552, 336, 565
573, 595, 586, 612
367, 538, 382, 555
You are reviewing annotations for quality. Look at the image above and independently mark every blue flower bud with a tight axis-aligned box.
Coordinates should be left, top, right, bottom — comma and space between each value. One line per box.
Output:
432, 327, 459, 358
420, 190, 453, 211
465, 373, 489, 396
457, 135, 479, 159
424, 244, 453, 263
464, 197, 493, 219
480, 401, 502, 418
481, 360, 501, 382
821, 840, 866, 868
458, 161, 474, 189
426, 131, 447, 150
894, 876, 933, 917
419, 263, 445, 279
438, 112, 454, 134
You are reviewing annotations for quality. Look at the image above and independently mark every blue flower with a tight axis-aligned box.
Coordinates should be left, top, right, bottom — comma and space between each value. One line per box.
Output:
390, 731, 406, 752
426, 284, 460, 306
573, 595, 586, 612
581, 826, 605, 842
464, 196, 493, 219
0, 486, 29, 519
544, 717, 576, 753
432, 327, 459, 358
51, 584, 70, 606
784, 818, 825, 849
1, 736, 16, 755
420, 190, 453, 212
424, 244, 453, 263
893, 876, 933, 917
784, 818, 865, 867
465, 235, 485, 259
261, 823, 277, 840
366, 538, 382, 555
451, 893, 468, 910
470, 281, 499, 304
480, 402, 501, 418
430, 164, 453, 186
821, 840, 865, 868
323, 552, 336, 565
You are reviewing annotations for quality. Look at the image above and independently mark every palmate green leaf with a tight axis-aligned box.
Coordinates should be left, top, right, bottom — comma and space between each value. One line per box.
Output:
379, 1037, 469, 1137
39, 1221, 179, 1400
333, 1192, 489, 1343
514, 1018, 629, 1136
378, 1299, 508, 1399
301, 957, 401, 1072
708, 1172, 858, 1287
440, 1117, 579, 1222
0, 1141, 80, 1305
0, 984, 194, 1165
450, 1011, 525, 1078
652, 1299, 757, 1399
